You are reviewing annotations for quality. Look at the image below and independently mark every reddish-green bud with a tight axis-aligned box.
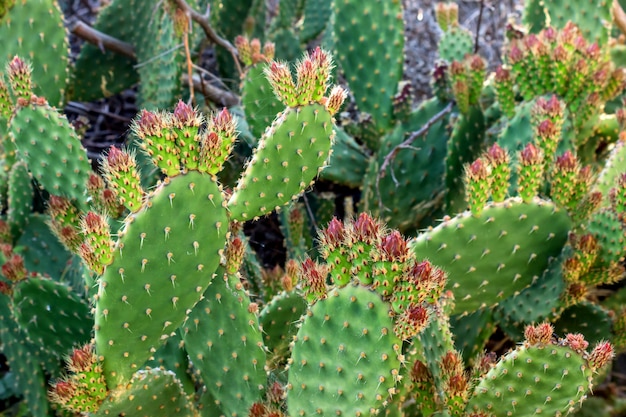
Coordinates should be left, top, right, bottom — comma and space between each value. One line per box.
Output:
543, 26, 557, 43
1, 254, 26, 281
411, 360, 432, 383
265, 61, 298, 107
562, 333, 589, 353
508, 44, 524, 64
101, 146, 144, 212
555, 151, 578, 172
68, 344, 96, 373
351, 212, 381, 245
225, 237, 245, 275
319, 217, 345, 252
235, 36, 252, 66
588, 341, 614, 370
325, 85, 347, 115
394, 304, 430, 339
172, 100, 200, 128
7, 56, 32, 101
249, 402, 267, 417
50, 379, 76, 402
268, 381, 284, 404
0, 281, 12, 296
0, 220, 10, 244
300, 258, 328, 303
524, 322, 554, 345
379, 230, 408, 262
486, 144, 510, 202
464, 158, 491, 215
263, 42, 275, 61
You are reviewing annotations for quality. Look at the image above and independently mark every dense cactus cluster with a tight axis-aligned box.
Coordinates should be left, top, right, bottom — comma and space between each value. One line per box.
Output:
1, 0, 626, 416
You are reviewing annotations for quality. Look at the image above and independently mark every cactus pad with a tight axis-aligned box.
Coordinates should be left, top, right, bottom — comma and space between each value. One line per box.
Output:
0, 0, 69, 106
287, 284, 402, 416
409, 197, 572, 315
228, 104, 335, 221
9, 101, 91, 206
182, 271, 267, 417
95, 171, 228, 388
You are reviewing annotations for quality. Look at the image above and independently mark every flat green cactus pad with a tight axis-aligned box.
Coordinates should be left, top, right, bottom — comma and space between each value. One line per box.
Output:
94, 369, 197, 417
410, 197, 572, 315
95, 171, 228, 388
287, 284, 402, 416
228, 103, 335, 221
182, 271, 267, 417
9, 102, 91, 206
0, 0, 69, 106
467, 342, 594, 416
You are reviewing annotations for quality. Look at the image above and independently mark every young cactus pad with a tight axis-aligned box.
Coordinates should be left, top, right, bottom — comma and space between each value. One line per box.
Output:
227, 48, 346, 221
95, 171, 228, 388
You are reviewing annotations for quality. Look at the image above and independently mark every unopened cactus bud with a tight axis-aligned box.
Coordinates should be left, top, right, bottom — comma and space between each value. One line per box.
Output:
295, 58, 316, 105
563, 281, 588, 306
7, 56, 32, 101
263, 42, 275, 61
101, 146, 144, 212
268, 381, 284, 404
172, 101, 204, 170
172, 7, 189, 37
562, 333, 589, 353
562, 257, 583, 283
464, 158, 491, 216
235, 35, 252, 66
325, 85, 347, 115
524, 322, 554, 345
394, 304, 430, 339
447, 2, 459, 26
250, 38, 261, 57
68, 344, 97, 373
494, 66, 515, 117
432, 61, 451, 101
351, 212, 381, 246
435, 2, 450, 32
1, 254, 26, 281
132, 110, 180, 176
517, 143, 544, 202
319, 217, 345, 253
485, 144, 510, 202
587, 341, 614, 370
551, 151, 579, 211
466, 55, 486, 105
265, 61, 298, 107
379, 230, 409, 262
299, 258, 328, 303
203, 108, 236, 175
0, 281, 12, 296
225, 237, 245, 275
80, 211, 114, 270
49, 378, 77, 404
0, 78, 13, 119
47, 195, 81, 228
393, 81, 413, 122
249, 402, 267, 417
309, 47, 333, 102
0, 220, 10, 244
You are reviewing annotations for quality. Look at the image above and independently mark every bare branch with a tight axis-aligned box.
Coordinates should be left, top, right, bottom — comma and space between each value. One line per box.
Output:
376, 101, 454, 212
69, 20, 136, 60
185, 74, 240, 107
173, 0, 243, 76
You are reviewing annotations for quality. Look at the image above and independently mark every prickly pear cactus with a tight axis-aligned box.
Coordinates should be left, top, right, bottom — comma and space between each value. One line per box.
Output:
94, 170, 229, 387
0, 0, 69, 106
227, 47, 346, 221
